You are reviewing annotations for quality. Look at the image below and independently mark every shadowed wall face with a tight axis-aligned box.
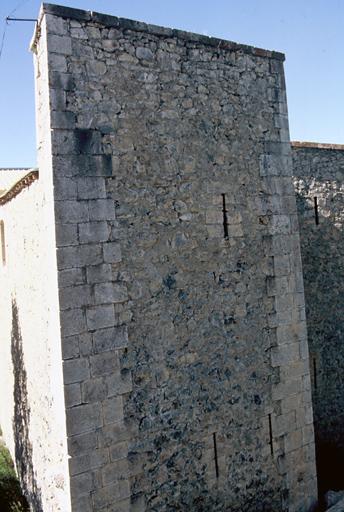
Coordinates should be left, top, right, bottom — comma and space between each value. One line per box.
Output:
31, 5, 317, 511
292, 144, 344, 495
11, 298, 42, 511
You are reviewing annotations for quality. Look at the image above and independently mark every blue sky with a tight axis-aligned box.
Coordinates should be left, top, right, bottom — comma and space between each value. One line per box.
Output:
0, 0, 343, 168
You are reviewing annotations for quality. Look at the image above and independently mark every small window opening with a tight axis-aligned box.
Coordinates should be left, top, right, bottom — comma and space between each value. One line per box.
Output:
213, 432, 219, 478
222, 193, 229, 238
268, 413, 274, 456
313, 357, 318, 390
314, 197, 319, 225
1, 221, 6, 265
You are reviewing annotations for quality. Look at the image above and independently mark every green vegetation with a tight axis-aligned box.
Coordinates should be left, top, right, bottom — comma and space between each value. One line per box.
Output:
0, 443, 29, 512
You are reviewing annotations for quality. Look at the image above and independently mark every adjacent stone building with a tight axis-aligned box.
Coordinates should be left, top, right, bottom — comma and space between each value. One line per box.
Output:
292, 142, 344, 498
0, 167, 70, 510
3, 3, 343, 511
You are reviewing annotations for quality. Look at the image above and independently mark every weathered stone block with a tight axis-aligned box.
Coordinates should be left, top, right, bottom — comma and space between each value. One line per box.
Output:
59, 268, 85, 288
50, 88, 67, 110
270, 215, 291, 235
93, 326, 128, 353
259, 154, 292, 177
70, 495, 93, 512
57, 244, 103, 269
56, 223, 78, 246
284, 429, 303, 453
51, 110, 76, 129
271, 343, 299, 367
90, 351, 119, 377
86, 263, 112, 284
103, 242, 122, 263
68, 431, 98, 457
101, 458, 128, 486
273, 411, 296, 438
55, 199, 89, 224
102, 396, 123, 425
49, 71, 75, 91
106, 371, 132, 397
66, 402, 103, 436
60, 308, 87, 337
45, 13, 68, 35
272, 377, 303, 401
61, 334, 80, 360
98, 421, 130, 448
78, 221, 109, 244
109, 442, 128, 462
70, 472, 94, 500
302, 424, 315, 446
135, 47, 154, 61
74, 130, 102, 156
296, 404, 314, 427
86, 304, 115, 330
92, 480, 130, 509
59, 285, 93, 310
65, 383, 82, 407
94, 283, 128, 305
274, 254, 291, 276
88, 199, 115, 221
77, 177, 106, 199
63, 332, 92, 359
69, 448, 109, 476
48, 52, 67, 72
130, 494, 146, 512
47, 34, 73, 55
51, 126, 79, 153
82, 377, 107, 403
63, 357, 90, 384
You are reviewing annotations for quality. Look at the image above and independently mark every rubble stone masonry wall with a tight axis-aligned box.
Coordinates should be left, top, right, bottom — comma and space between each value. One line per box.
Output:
292, 143, 344, 494
29, 4, 318, 510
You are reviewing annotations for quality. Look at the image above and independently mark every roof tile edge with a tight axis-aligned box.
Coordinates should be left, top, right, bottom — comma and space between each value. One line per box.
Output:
32, 2, 285, 61
0, 170, 39, 206
0, 168, 32, 171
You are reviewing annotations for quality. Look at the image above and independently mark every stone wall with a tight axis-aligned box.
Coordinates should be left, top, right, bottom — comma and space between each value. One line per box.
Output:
0, 172, 70, 510
28, 4, 319, 510
292, 142, 344, 495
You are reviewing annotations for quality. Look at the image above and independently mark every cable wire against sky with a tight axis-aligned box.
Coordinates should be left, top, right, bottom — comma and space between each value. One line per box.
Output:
0, 20, 8, 62
7, 0, 32, 18
0, 0, 32, 62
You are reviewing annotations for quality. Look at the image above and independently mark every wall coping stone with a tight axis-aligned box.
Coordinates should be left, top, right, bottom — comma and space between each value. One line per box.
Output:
30, 2, 285, 61
291, 141, 344, 151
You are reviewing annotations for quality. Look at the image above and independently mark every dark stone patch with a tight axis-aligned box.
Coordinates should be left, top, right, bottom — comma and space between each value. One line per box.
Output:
163, 275, 176, 290
11, 298, 43, 511
74, 129, 101, 155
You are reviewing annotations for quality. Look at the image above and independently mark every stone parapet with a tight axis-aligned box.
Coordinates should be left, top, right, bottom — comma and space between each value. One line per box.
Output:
292, 141, 344, 151
30, 3, 285, 62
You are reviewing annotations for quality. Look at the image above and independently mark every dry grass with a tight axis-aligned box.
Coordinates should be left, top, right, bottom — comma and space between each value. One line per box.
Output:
0, 443, 29, 512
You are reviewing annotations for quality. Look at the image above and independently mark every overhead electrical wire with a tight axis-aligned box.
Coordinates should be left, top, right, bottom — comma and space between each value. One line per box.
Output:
8, 0, 32, 18
0, 19, 8, 62
0, 0, 33, 63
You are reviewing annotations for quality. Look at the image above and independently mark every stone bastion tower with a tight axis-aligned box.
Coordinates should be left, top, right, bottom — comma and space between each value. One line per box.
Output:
0, 3, 319, 511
